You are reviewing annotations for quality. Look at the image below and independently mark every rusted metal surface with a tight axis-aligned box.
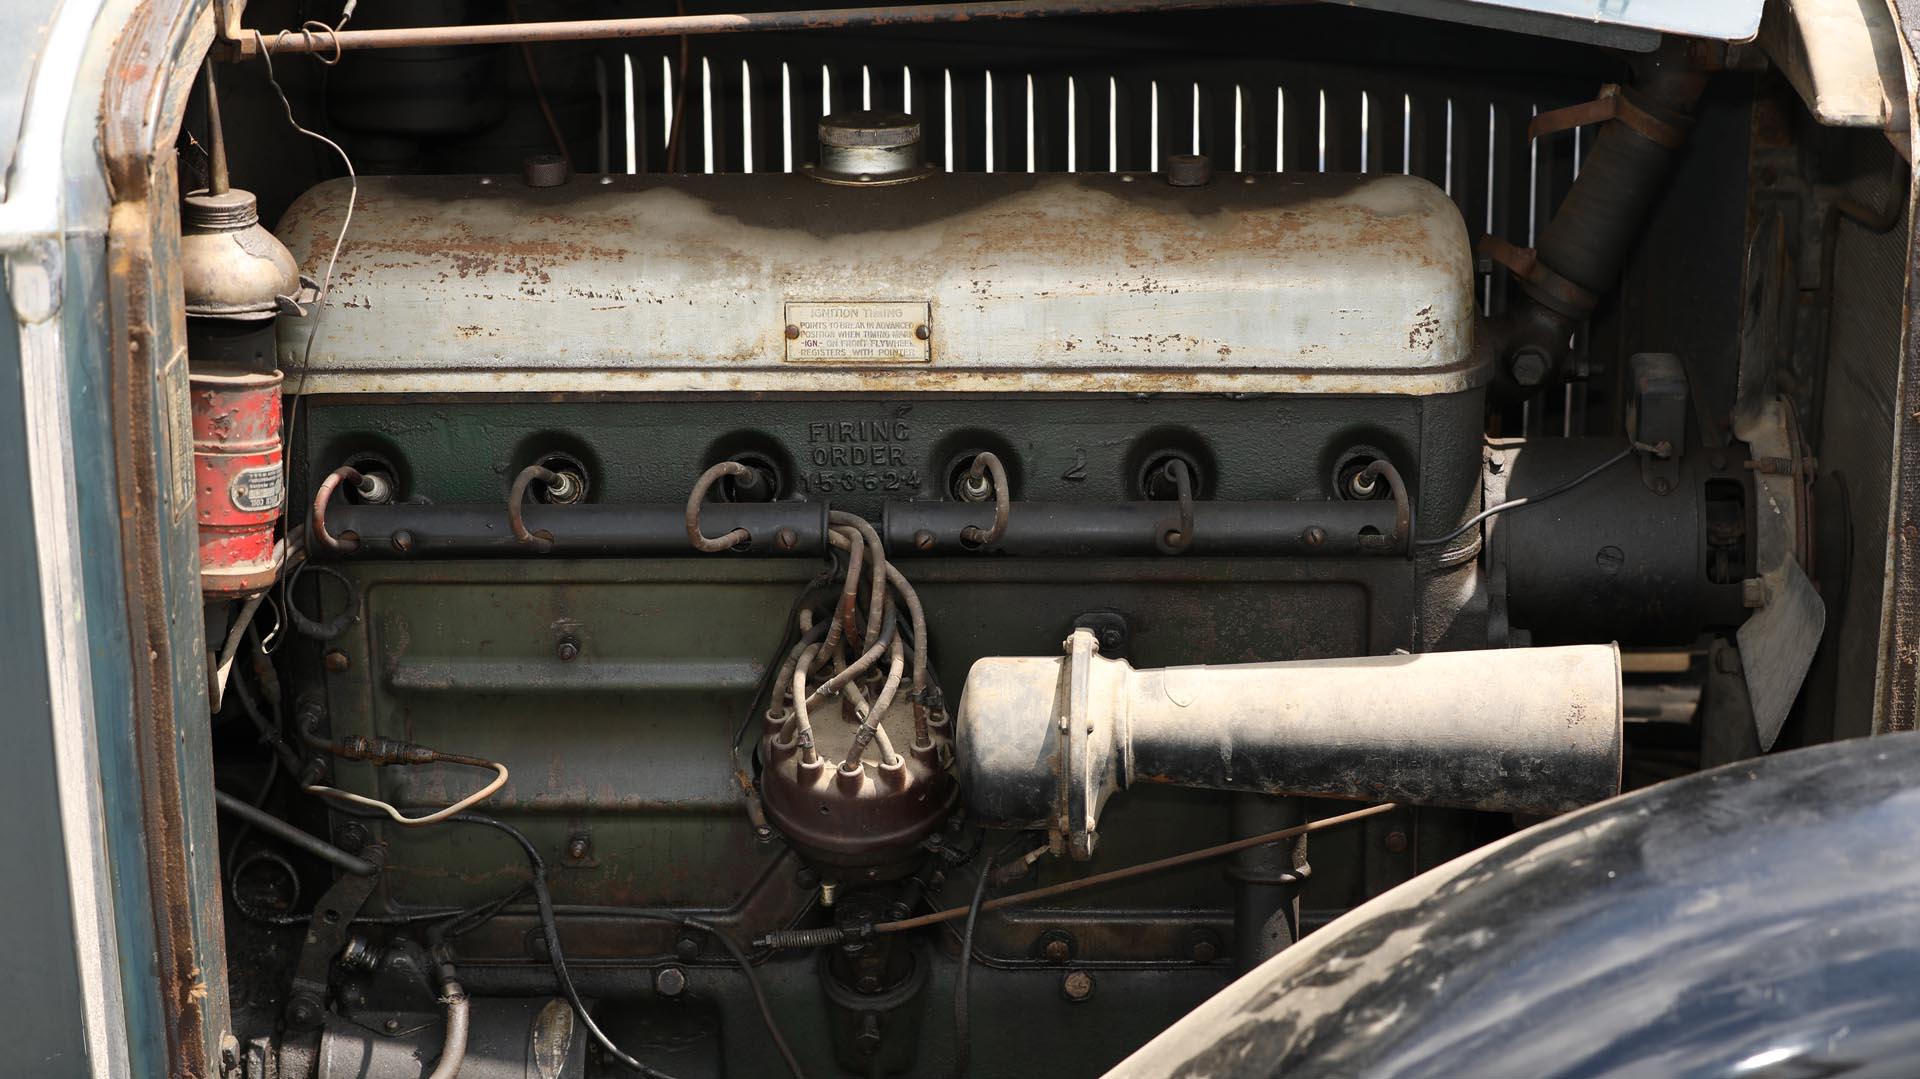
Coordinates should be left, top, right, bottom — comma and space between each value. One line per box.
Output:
232, 0, 1315, 55
273, 171, 1479, 396
190, 367, 283, 596
100, 0, 233, 1073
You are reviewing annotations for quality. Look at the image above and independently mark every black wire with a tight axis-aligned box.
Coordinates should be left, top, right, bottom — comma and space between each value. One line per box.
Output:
1417, 443, 1636, 549
448, 812, 808, 1079
954, 835, 1027, 1079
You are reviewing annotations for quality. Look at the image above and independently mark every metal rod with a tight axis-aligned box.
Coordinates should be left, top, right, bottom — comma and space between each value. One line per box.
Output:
201, 61, 229, 195
214, 789, 379, 876
236, 0, 1310, 54
873, 802, 1396, 933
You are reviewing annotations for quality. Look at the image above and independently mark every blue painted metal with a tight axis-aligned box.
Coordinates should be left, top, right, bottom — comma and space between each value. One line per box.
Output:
1113, 731, 1920, 1077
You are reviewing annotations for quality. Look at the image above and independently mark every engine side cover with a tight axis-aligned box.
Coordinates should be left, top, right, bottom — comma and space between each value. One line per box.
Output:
275, 171, 1476, 395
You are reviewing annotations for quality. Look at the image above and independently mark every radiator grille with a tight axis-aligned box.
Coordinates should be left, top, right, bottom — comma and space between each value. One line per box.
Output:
593, 48, 1588, 261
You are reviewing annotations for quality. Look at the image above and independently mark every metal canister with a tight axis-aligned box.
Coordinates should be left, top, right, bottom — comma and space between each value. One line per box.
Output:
181, 185, 299, 599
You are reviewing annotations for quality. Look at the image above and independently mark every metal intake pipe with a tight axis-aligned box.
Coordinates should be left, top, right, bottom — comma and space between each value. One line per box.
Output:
958, 630, 1622, 859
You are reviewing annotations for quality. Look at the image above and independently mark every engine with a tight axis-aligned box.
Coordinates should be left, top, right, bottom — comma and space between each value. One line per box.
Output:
193, 19, 1830, 1074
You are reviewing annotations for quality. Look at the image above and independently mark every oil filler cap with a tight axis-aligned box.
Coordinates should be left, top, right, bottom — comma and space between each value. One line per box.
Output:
809, 110, 934, 186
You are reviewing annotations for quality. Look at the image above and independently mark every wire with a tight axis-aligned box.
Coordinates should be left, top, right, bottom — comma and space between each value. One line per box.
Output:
448, 812, 808, 1079
304, 761, 510, 825
1416, 444, 1636, 549
209, 588, 270, 713
252, 29, 359, 548
953, 837, 1020, 1079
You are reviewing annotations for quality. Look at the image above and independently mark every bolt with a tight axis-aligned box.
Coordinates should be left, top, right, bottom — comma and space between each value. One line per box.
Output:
1060, 970, 1095, 1003
1189, 936, 1218, 964
1099, 628, 1124, 652
820, 881, 839, 907
557, 637, 580, 662
1302, 526, 1327, 548
857, 974, 882, 992
913, 529, 936, 551
775, 527, 799, 551
286, 996, 321, 1028
335, 822, 369, 853
390, 529, 414, 554
914, 324, 931, 341
1510, 347, 1550, 388
383, 1018, 401, 1034
566, 833, 590, 860
654, 966, 688, 998
1043, 938, 1071, 963
1595, 545, 1625, 573
323, 650, 350, 673
785, 324, 802, 340
675, 934, 702, 961
1384, 830, 1409, 854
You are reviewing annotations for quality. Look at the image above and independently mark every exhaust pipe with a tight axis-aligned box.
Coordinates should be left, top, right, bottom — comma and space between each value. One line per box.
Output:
958, 630, 1622, 859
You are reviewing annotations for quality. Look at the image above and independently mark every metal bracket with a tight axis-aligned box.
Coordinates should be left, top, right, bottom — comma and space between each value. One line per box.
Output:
284, 843, 386, 1031
1529, 83, 1689, 149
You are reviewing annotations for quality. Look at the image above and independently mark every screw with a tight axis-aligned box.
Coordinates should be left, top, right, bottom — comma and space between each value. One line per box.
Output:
785, 324, 802, 340
914, 324, 931, 341
391, 529, 414, 554
557, 637, 580, 662
566, 834, 590, 860
775, 527, 799, 551
323, 650, 350, 673
335, 822, 369, 853
383, 1018, 401, 1033
1060, 970, 1095, 1003
654, 966, 688, 998
1595, 546, 1625, 573
913, 529, 936, 551
1384, 830, 1409, 854
1302, 526, 1327, 548
1043, 938, 1071, 963
1510, 347, 1550, 387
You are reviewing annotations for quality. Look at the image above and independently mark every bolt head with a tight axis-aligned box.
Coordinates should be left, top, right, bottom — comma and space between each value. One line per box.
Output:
335, 822, 369, 853
1302, 526, 1327, 547
382, 1018, 401, 1033
557, 638, 580, 662
913, 529, 936, 551
390, 529, 414, 554
1060, 970, 1095, 1002
566, 834, 590, 860
322, 650, 350, 673
1190, 939, 1218, 963
674, 935, 702, 961
654, 965, 689, 997
1384, 830, 1409, 854
775, 527, 799, 551
785, 324, 802, 340
1510, 348, 1551, 387
1043, 938, 1071, 963
914, 323, 931, 341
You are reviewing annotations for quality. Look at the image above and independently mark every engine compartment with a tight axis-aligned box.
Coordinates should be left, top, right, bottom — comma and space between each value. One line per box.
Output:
179, 4, 1902, 1076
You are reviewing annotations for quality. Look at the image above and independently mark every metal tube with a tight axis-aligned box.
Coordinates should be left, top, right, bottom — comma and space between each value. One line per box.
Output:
316, 501, 829, 558
236, 0, 1312, 55
884, 500, 1405, 557
213, 789, 378, 876
958, 637, 1621, 857
1119, 646, 1622, 809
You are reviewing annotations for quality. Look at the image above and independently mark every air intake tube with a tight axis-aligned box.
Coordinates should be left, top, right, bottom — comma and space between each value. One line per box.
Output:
958, 631, 1622, 859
